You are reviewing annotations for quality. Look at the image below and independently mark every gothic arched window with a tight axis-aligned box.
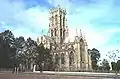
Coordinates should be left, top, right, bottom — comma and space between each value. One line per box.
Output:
55, 28, 57, 36
60, 28, 62, 38
61, 53, 65, 64
63, 29, 65, 38
69, 51, 74, 66
55, 54, 59, 65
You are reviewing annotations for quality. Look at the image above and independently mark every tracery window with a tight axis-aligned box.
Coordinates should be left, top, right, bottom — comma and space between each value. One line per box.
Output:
63, 29, 65, 38
69, 51, 74, 66
61, 53, 65, 64
55, 54, 59, 65
55, 28, 57, 36
60, 28, 62, 38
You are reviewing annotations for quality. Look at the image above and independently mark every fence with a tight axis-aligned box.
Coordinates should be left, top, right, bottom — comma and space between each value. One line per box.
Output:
0, 68, 13, 72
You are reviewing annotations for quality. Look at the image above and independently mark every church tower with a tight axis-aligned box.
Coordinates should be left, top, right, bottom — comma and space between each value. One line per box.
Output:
48, 5, 68, 44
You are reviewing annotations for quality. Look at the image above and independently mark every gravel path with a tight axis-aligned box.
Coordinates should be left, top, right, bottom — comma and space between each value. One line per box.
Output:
0, 72, 99, 79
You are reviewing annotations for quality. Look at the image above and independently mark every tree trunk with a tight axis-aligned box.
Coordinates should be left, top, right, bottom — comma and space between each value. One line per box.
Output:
115, 71, 118, 79
39, 63, 42, 73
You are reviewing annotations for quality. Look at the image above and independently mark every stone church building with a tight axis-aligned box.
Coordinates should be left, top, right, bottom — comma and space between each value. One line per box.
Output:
37, 5, 92, 71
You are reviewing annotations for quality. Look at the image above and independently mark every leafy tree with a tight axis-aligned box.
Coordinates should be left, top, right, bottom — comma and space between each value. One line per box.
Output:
88, 48, 100, 70
35, 43, 53, 72
111, 60, 120, 72
0, 30, 16, 68
98, 66, 103, 71
35, 43, 45, 72
15, 36, 26, 68
107, 50, 120, 78
116, 60, 120, 72
0, 30, 53, 72
44, 48, 53, 70
101, 59, 110, 71
107, 50, 120, 71
111, 62, 117, 71
24, 37, 37, 70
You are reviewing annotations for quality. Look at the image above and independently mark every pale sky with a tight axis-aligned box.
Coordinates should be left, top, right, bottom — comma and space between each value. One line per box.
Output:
0, 0, 120, 61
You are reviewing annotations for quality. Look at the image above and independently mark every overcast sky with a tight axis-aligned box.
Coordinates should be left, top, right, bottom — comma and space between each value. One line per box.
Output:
0, 0, 120, 61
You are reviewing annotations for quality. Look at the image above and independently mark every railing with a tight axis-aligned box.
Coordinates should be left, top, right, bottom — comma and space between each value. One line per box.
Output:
0, 68, 13, 72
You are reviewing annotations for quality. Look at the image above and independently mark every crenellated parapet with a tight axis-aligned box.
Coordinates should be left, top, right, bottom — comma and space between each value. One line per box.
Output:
49, 5, 66, 15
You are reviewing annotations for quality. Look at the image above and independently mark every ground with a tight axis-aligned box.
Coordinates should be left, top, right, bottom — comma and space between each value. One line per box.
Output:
0, 71, 119, 79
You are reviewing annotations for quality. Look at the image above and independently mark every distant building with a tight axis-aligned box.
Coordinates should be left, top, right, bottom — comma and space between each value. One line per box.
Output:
37, 5, 92, 71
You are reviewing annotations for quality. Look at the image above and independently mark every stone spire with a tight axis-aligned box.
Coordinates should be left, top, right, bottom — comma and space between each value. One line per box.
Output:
37, 37, 39, 44
57, 5, 60, 8
83, 32, 86, 39
79, 29, 82, 37
76, 28, 78, 36
83, 32, 88, 46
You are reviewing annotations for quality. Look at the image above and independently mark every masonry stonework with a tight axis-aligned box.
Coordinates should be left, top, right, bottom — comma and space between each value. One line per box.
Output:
37, 5, 92, 71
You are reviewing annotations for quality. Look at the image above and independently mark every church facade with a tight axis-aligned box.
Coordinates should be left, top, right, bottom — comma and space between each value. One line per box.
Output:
37, 5, 92, 71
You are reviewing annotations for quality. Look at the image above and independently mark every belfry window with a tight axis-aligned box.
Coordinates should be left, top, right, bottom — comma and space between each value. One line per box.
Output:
63, 16, 65, 27
52, 16, 54, 26
55, 15, 57, 25
51, 30, 53, 36
60, 15, 62, 28
55, 28, 57, 36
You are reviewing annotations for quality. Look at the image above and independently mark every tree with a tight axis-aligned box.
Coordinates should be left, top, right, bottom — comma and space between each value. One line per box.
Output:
15, 36, 26, 71
111, 62, 117, 71
88, 48, 100, 70
116, 60, 120, 72
0, 30, 54, 72
111, 60, 120, 72
98, 66, 103, 71
107, 50, 120, 71
35, 43, 53, 72
24, 37, 37, 70
44, 48, 53, 70
107, 50, 120, 78
35, 43, 45, 72
101, 59, 110, 71
0, 30, 16, 68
